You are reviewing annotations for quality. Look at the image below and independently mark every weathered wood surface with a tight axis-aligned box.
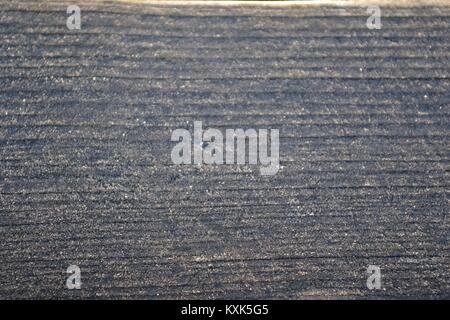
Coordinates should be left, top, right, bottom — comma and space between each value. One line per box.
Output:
0, 1, 449, 299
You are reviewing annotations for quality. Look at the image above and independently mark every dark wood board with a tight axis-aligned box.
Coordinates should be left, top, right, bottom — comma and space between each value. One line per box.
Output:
0, 1, 449, 299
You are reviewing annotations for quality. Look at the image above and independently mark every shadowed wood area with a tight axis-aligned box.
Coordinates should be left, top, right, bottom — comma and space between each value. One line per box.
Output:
0, 0, 449, 299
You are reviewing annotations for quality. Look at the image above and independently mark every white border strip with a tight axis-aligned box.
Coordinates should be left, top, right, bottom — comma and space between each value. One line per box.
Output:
111, 0, 450, 7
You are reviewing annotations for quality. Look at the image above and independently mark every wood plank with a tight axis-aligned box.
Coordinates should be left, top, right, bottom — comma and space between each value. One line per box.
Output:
0, 0, 449, 299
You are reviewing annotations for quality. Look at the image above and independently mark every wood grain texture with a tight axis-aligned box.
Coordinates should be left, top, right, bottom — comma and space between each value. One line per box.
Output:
0, 0, 449, 299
